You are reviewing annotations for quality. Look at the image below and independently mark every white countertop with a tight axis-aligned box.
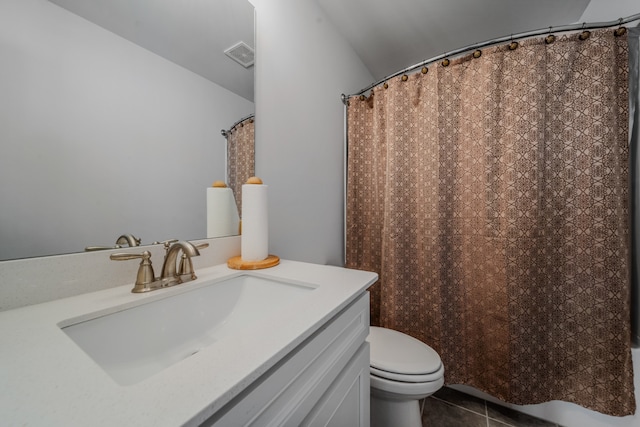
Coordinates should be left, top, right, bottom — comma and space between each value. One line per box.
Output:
0, 260, 377, 427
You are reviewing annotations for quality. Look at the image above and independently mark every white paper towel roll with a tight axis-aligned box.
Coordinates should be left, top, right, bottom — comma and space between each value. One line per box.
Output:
206, 187, 240, 238
241, 183, 268, 261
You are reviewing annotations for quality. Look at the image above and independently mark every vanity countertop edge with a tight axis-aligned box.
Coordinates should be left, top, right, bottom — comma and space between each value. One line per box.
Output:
0, 259, 377, 427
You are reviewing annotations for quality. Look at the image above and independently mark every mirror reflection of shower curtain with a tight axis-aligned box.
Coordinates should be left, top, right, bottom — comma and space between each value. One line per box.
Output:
226, 116, 255, 217
630, 26, 639, 347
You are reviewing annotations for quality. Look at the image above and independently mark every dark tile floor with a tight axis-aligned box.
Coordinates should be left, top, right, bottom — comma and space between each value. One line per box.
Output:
421, 387, 561, 427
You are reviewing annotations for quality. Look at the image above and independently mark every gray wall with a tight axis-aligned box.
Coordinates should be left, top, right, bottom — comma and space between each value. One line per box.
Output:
252, 0, 373, 266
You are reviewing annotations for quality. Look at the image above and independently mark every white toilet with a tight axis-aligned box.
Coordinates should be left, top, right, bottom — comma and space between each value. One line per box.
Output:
367, 326, 445, 427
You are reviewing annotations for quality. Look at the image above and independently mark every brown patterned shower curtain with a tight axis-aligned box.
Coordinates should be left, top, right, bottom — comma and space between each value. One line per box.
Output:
346, 29, 635, 416
226, 116, 255, 216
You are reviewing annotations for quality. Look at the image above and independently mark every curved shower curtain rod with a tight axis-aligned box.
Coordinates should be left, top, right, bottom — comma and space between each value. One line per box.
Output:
342, 12, 640, 101
221, 113, 255, 138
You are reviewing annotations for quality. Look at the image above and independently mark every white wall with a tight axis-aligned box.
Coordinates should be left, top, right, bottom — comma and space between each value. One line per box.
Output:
0, 0, 254, 260
250, 0, 373, 266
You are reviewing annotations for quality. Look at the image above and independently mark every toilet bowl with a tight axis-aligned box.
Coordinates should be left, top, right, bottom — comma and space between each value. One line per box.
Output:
367, 326, 444, 427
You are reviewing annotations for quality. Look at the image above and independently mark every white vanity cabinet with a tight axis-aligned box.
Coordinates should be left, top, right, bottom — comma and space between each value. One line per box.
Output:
200, 292, 370, 427
0, 260, 378, 427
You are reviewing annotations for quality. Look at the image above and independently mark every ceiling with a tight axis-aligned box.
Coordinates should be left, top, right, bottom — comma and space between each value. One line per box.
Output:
316, 0, 592, 82
48, 0, 255, 101
47, 0, 600, 102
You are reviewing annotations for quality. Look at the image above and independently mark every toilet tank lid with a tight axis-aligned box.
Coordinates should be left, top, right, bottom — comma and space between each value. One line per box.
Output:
367, 326, 442, 375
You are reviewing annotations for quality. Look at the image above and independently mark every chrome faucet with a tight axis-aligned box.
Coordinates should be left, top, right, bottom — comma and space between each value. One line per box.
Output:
110, 240, 208, 293
85, 233, 141, 251
116, 234, 141, 247
160, 241, 201, 285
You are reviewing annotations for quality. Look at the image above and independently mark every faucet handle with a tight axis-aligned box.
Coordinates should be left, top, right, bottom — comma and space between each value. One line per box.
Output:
85, 245, 122, 251
153, 239, 179, 255
110, 251, 156, 293
177, 243, 209, 278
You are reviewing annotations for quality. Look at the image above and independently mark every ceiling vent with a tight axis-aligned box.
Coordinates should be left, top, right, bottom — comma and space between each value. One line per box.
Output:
224, 41, 255, 68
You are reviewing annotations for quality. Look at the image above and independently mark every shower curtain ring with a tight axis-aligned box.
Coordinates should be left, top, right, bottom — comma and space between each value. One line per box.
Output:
578, 22, 591, 40
614, 18, 627, 37
508, 34, 518, 50
545, 27, 556, 44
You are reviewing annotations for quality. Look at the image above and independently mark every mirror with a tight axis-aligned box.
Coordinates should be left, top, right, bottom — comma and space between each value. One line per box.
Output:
0, 0, 255, 261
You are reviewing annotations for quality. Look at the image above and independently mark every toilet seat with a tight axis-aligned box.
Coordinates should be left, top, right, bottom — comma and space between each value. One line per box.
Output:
370, 364, 444, 383
368, 326, 444, 383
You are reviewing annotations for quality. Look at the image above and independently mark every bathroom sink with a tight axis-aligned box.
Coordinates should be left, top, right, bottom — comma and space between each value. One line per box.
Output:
60, 274, 315, 386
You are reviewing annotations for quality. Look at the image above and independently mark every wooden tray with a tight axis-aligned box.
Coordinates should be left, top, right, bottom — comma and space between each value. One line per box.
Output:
227, 254, 280, 270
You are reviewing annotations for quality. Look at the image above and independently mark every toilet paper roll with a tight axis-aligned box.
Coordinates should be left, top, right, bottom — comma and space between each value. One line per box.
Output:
241, 183, 268, 261
206, 187, 240, 238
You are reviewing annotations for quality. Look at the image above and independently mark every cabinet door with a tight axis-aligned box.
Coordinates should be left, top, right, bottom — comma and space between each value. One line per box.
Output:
201, 293, 369, 427
302, 343, 370, 427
